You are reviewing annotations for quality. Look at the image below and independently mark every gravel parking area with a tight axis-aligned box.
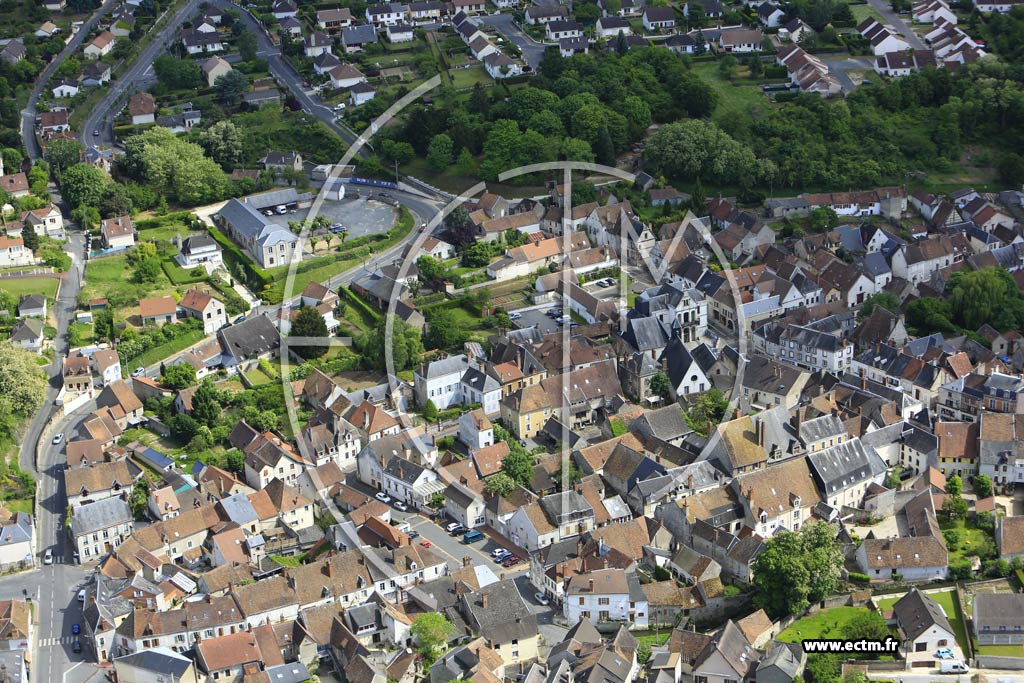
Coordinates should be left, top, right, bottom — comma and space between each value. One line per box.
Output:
264, 195, 398, 241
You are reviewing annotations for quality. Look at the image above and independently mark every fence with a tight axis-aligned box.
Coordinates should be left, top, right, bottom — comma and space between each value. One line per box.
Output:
976, 655, 1024, 670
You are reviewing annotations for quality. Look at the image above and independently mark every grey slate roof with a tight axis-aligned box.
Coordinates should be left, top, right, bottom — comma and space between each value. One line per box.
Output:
113, 648, 194, 678
342, 24, 378, 45
463, 579, 538, 645
807, 438, 887, 496
218, 492, 259, 526
217, 314, 281, 360
420, 354, 468, 379
70, 496, 132, 537
893, 588, 954, 641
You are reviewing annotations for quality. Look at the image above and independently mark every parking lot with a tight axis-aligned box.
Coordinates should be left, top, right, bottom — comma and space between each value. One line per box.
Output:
263, 194, 399, 241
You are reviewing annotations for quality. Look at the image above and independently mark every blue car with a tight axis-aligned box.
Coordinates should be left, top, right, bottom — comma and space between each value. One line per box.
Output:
936, 647, 954, 659
72, 624, 80, 635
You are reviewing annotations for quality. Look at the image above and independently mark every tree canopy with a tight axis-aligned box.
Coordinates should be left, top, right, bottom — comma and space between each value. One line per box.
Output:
752, 520, 843, 617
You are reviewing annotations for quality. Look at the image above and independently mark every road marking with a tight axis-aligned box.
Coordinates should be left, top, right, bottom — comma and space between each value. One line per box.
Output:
40, 636, 79, 646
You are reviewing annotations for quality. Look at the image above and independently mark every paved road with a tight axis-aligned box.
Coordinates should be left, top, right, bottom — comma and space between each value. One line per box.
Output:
477, 13, 546, 69
20, 0, 120, 160
80, 0, 202, 150
208, 0, 370, 156
18, 231, 86, 477
865, 0, 926, 49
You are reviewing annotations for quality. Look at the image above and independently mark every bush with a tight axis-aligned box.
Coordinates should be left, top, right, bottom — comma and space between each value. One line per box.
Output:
848, 572, 870, 584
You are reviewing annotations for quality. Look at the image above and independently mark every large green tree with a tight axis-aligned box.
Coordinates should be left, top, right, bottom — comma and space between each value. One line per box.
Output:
752, 520, 842, 617
60, 163, 111, 209
424, 307, 467, 352
410, 612, 454, 667
191, 379, 221, 427
0, 346, 46, 417
44, 138, 84, 182
290, 306, 329, 359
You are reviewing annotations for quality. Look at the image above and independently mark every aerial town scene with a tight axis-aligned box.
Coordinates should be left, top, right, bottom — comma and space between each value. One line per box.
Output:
2, 0, 1024, 680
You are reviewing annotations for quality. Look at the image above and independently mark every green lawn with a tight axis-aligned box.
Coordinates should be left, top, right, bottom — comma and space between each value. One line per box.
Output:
929, 590, 970, 652
451, 65, 492, 90
778, 607, 876, 642
0, 277, 59, 299
691, 62, 773, 122
634, 631, 670, 647
130, 330, 206, 369
977, 644, 1024, 656
850, 3, 885, 23
940, 517, 997, 564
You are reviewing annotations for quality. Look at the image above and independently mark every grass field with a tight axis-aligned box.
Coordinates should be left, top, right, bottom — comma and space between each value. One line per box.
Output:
0, 277, 59, 299
778, 607, 876, 642
940, 517, 997, 564
977, 643, 1024, 656
130, 330, 205, 369
451, 64, 492, 90
691, 62, 773, 122
850, 3, 886, 24
634, 631, 670, 647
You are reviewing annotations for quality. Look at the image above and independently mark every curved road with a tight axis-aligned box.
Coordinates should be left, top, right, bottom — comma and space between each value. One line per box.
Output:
21, 0, 120, 160
81, 0, 203, 150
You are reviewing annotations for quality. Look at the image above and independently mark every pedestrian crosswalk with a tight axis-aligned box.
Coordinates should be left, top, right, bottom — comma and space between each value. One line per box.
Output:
38, 636, 78, 647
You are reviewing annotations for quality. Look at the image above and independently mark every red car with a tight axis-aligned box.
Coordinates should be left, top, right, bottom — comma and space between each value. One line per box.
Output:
420, 539, 432, 548
501, 555, 520, 567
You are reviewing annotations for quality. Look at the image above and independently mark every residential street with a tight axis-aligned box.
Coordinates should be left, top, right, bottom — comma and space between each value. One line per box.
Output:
823, 56, 876, 93
865, 0, 926, 49
20, 0, 120, 160
18, 231, 86, 478
80, 0, 202, 150
477, 13, 546, 70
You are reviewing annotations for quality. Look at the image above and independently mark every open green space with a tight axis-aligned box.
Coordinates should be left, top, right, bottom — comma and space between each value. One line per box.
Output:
0, 277, 59, 299
977, 643, 1024, 656
130, 330, 205, 369
940, 517, 997, 564
929, 590, 970, 652
777, 607, 877, 642
451, 65, 493, 90
690, 62, 774, 123
633, 631, 670, 647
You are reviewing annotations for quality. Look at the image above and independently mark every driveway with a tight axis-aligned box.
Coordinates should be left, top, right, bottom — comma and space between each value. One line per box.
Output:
477, 13, 546, 69
865, 0, 926, 49
823, 56, 875, 92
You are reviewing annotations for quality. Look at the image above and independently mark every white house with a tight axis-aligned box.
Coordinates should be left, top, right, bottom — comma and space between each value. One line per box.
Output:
892, 589, 958, 655
176, 233, 223, 271
642, 6, 676, 30
179, 289, 227, 335
458, 409, 494, 451
563, 569, 648, 630
414, 354, 468, 410
0, 237, 33, 268
52, 78, 80, 98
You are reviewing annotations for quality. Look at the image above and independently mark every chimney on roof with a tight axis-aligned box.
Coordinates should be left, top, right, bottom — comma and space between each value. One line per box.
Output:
379, 452, 385, 467
576, 538, 583, 557
481, 593, 489, 609
460, 476, 468, 485
588, 578, 594, 591
734, 408, 741, 420
687, 474, 694, 490
463, 556, 471, 568
755, 418, 765, 448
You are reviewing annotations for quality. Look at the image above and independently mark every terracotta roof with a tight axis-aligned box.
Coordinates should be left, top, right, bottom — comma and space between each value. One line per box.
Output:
139, 296, 177, 318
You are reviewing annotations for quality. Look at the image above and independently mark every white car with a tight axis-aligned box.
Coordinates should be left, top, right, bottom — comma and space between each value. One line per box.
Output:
508, 312, 522, 320
492, 548, 510, 558
393, 501, 409, 512
43, 549, 52, 565
52, 433, 64, 445
77, 589, 86, 603
535, 592, 550, 606
131, 367, 146, 377
375, 491, 392, 504
446, 522, 463, 533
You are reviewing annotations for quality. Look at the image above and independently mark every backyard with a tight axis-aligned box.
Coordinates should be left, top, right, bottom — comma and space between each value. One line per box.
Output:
0, 276, 59, 299
777, 607, 883, 643
875, 589, 970, 652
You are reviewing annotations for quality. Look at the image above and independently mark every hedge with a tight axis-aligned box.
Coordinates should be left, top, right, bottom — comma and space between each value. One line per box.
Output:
162, 260, 208, 285
849, 572, 871, 584
338, 285, 383, 323
206, 225, 271, 292
207, 278, 249, 317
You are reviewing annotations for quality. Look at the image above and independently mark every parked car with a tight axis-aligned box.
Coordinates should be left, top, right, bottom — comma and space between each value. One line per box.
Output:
501, 555, 520, 567
77, 589, 86, 602
407, 530, 420, 539
72, 639, 81, 654
935, 648, 955, 659
393, 501, 409, 512
43, 549, 52, 565
51, 433, 64, 445
508, 312, 522, 320
535, 592, 550, 606
462, 530, 484, 543
131, 367, 146, 377
72, 624, 80, 635
419, 539, 432, 547
491, 548, 510, 559
446, 522, 463, 533
375, 492, 392, 504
